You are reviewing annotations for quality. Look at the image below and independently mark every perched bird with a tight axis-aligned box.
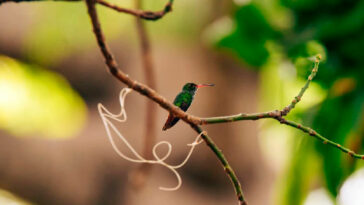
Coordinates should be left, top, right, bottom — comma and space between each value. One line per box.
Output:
162, 83, 214, 131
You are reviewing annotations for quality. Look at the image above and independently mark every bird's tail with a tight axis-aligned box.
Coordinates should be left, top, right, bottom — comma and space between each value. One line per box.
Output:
162, 124, 169, 131
162, 113, 180, 131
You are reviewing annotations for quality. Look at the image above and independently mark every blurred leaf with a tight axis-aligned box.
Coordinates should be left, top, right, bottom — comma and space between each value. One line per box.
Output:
214, 3, 279, 67
278, 137, 317, 205
312, 91, 364, 196
259, 44, 326, 112
330, 77, 357, 97
218, 0, 364, 203
276, 105, 323, 205
146, 0, 212, 40
283, 0, 364, 87
22, 0, 212, 66
289, 40, 327, 62
288, 40, 327, 82
22, 1, 134, 66
281, 0, 319, 10
0, 56, 86, 139
314, 0, 364, 40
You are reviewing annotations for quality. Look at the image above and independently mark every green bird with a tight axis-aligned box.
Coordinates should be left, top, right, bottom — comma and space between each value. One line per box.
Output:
162, 83, 214, 131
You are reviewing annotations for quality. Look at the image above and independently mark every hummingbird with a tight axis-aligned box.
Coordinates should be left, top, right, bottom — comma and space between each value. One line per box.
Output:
162, 83, 214, 131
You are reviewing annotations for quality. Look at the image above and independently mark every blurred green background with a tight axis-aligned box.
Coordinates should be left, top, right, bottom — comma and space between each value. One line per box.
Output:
0, 0, 363, 204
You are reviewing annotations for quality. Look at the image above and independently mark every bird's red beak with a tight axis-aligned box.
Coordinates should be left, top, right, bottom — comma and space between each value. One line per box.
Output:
196, 83, 215, 88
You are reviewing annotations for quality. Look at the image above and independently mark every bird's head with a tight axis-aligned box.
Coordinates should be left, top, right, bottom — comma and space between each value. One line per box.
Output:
182, 83, 214, 94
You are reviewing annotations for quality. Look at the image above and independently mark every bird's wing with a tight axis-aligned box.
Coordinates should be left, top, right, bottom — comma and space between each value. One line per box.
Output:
180, 100, 191, 112
173, 92, 193, 112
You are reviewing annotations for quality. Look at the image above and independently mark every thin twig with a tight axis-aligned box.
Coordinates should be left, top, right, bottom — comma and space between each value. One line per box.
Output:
0, 0, 173, 21
200, 55, 322, 125
200, 111, 277, 124
199, 55, 364, 160
280, 55, 321, 116
96, 0, 172, 21
278, 118, 364, 159
200, 109, 364, 160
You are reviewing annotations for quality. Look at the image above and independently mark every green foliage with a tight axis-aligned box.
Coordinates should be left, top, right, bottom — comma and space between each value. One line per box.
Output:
313, 89, 363, 196
21, 0, 211, 66
284, 0, 364, 87
0, 56, 86, 139
210, 0, 364, 203
289, 41, 327, 81
279, 137, 316, 205
22, 1, 129, 65
215, 4, 278, 67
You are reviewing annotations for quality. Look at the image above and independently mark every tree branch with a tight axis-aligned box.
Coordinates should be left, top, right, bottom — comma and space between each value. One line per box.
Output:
96, 0, 173, 21
200, 55, 322, 125
199, 55, 364, 160
280, 55, 321, 116
191, 125, 247, 205
278, 118, 364, 159
85, 0, 248, 203
200, 111, 277, 124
